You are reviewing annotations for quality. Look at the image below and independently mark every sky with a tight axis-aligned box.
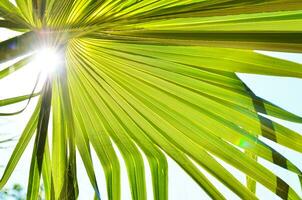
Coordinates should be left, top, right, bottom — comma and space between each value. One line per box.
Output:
0, 28, 302, 200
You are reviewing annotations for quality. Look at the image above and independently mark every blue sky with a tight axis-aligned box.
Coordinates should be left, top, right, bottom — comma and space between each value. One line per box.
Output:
0, 28, 302, 200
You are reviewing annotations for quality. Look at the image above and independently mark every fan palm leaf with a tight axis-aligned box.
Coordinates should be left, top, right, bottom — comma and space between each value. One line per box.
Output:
0, 0, 302, 199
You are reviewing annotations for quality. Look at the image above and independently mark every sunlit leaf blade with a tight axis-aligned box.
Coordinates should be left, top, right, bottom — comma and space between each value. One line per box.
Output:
26, 77, 52, 200
86, 41, 302, 78
69, 76, 121, 200
32, 0, 47, 22
42, 138, 52, 200
0, 93, 39, 107
0, 56, 32, 79
0, 99, 40, 188
51, 63, 78, 199
0, 19, 27, 30
0, 0, 28, 27
245, 151, 257, 194
73, 117, 101, 199
0, 32, 35, 63
51, 73, 68, 199
56, 64, 78, 199
0, 72, 40, 116
90, 31, 302, 52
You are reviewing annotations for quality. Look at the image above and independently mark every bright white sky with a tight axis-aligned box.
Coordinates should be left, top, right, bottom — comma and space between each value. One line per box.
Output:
0, 28, 302, 200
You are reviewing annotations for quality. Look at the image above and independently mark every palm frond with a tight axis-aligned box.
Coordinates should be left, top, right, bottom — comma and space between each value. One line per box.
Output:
0, 1, 302, 199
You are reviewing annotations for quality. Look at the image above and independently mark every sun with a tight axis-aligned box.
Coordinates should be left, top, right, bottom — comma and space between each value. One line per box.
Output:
32, 47, 62, 75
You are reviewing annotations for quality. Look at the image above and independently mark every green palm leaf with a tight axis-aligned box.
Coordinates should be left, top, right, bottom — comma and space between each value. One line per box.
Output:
0, 0, 302, 199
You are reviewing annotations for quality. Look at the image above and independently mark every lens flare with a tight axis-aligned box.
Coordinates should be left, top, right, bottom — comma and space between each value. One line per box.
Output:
32, 47, 61, 75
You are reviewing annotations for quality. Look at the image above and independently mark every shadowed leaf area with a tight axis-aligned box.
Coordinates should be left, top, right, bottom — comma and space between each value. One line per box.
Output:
0, 0, 302, 199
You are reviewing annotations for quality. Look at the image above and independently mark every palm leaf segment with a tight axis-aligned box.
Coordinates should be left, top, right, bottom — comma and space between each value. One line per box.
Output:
0, 0, 302, 199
